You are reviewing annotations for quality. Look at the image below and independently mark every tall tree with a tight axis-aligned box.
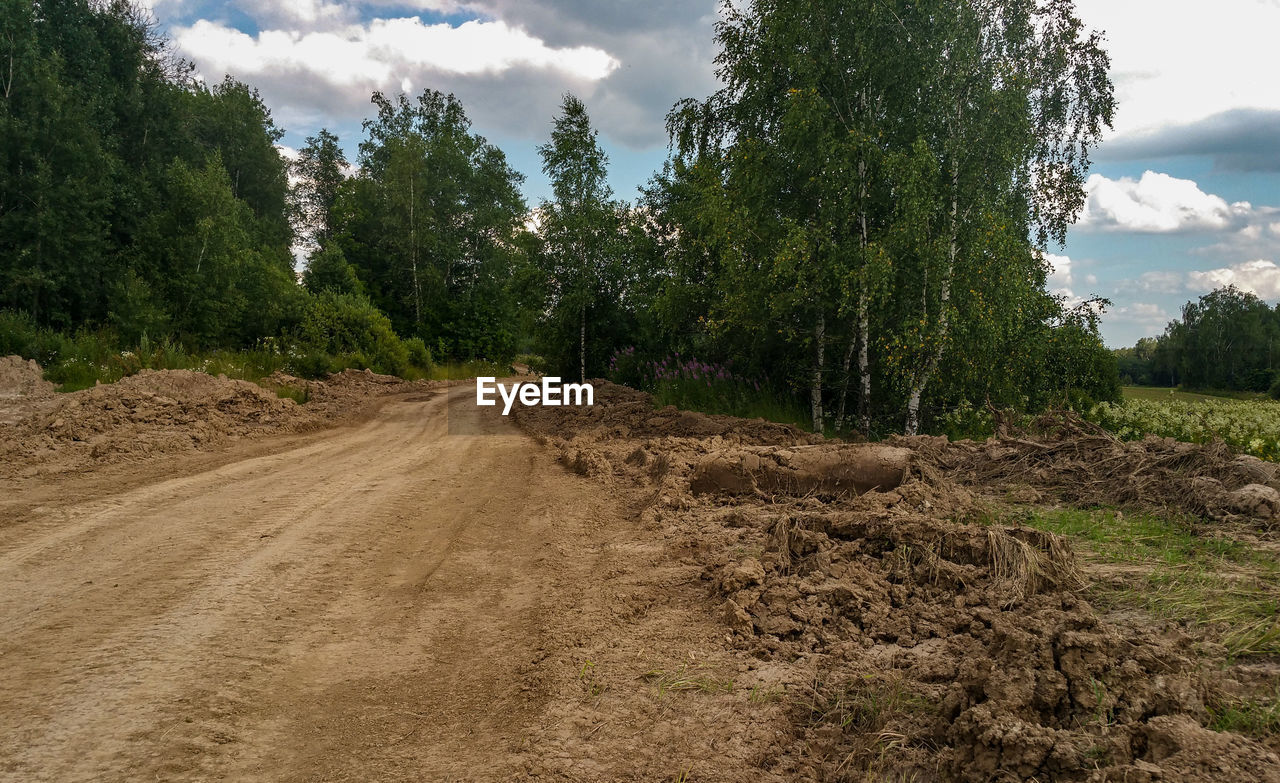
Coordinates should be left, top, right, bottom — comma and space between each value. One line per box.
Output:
537, 93, 618, 382
335, 89, 526, 358
293, 128, 347, 251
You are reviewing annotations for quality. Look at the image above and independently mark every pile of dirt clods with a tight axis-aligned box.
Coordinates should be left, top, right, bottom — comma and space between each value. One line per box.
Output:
515, 383, 1280, 782
0, 360, 432, 477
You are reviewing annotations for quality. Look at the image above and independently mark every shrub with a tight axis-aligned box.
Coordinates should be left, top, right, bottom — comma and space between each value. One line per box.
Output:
294, 292, 409, 376
404, 337, 433, 371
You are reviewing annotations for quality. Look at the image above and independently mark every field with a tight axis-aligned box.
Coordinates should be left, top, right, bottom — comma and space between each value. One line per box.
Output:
1094, 392, 1280, 460
1121, 385, 1257, 403
3, 358, 1280, 781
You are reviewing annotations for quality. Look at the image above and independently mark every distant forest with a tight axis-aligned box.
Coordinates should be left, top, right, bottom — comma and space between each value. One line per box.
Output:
1115, 285, 1280, 394
3, 0, 1126, 434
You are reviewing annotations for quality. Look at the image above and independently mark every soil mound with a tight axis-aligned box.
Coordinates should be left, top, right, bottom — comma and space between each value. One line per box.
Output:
0, 355, 56, 426
514, 387, 1280, 782
0, 365, 441, 478
0, 369, 315, 476
517, 381, 819, 445
261, 368, 421, 407
0, 355, 54, 399
900, 414, 1280, 525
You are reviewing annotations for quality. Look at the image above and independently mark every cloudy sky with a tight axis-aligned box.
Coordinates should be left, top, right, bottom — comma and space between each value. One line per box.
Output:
146, 0, 1280, 347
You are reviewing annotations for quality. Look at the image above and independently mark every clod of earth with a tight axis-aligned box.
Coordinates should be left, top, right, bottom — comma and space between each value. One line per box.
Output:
514, 381, 1280, 782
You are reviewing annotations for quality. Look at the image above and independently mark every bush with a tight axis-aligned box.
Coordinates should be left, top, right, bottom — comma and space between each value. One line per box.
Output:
294, 292, 410, 376
290, 351, 334, 380
1268, 375, 1280, 401
404, 337, 433, 371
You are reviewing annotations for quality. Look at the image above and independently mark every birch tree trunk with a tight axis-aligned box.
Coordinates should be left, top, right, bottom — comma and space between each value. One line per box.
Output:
855, 157, 872, 436
579, 303, 586, 384
833, 333, 856, 432
409, 172, 421, 327
857, 286, 871, 434
810, 313, 825, 433
905, 161, 959, 436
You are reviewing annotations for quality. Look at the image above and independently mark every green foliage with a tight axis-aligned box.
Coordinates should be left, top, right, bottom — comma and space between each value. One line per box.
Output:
1121, 286, 1280, 392
403, 337, 433, 372
533, 93, 643, 380
334, 89, 527, 362
292, 128, 348, 250
653, 0, 1116, 434
607, 349, 810, 429
295, 291, 411, 377
1089, 396, 1280, 461
0, 1, 298, 351
303, 243, 364, 297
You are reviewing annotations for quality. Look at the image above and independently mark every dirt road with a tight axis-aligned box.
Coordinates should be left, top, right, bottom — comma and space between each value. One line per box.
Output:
0, 384, 701, 782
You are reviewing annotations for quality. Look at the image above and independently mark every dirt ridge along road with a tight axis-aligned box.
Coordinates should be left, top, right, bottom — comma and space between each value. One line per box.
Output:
0, 382, 762, 782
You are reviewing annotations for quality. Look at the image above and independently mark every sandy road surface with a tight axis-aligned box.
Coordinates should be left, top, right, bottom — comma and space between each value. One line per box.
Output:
0, 384, 636, 782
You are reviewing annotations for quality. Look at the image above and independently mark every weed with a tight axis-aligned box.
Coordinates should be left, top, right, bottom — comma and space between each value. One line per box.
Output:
747, 683, 785, 704
1208, 690, 1280, 737
274, 383, 310, 404
1022, 507, 1280, 657
799, 673, 936, 779
804, 674, 935, 734
577, 659, 605, 698
643, 664, 734, 698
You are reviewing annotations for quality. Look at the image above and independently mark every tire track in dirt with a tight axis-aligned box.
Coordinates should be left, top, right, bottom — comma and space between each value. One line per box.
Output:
0, 385, 633, 782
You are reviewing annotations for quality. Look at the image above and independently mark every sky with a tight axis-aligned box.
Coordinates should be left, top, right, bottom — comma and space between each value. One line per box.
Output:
143, 0, 1280, 348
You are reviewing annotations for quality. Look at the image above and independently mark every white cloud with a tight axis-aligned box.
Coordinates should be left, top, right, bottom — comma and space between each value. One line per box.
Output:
1110, 302, 1173, 335
1078, 171, 1251, 233
1187, 259, 1280, 299
1044, 252, 1073, 295
1136, 270, 1184, 294
174, 17, 620, 88
1073, 0, 1280, 139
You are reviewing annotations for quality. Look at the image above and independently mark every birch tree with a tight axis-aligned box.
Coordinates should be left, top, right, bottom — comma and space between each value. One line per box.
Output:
537, 93, 617, 382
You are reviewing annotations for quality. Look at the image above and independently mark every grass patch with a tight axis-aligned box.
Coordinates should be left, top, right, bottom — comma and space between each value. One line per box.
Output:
1021, 508, 1280, 657
1208, 690, 1280, 737
643, 664, 735, 697
273, 383, 310, 404
1023, 508, 1250, 567
425, 360, 510, 381
802, 673, 935, 734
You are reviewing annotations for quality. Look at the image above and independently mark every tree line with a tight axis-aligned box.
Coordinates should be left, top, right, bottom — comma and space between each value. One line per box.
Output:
1116, 285, 1280, 394
1, 0, 1121, 433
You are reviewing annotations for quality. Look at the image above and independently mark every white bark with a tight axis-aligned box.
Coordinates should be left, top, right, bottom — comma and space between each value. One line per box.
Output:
810, 313, 825, 433
858, 287, 871, 434
833, 333, 856, 432
905, 162, 959, 436
409, 173, 421, 326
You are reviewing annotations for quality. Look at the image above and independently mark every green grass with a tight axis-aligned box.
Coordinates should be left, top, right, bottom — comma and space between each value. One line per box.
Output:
1023, 508, 1250, 566
1021, 508, 1280, 657
652, 380, 812, 431
425, 360, 511, 381
1209, 690, 1280, 737
1122, 386, 1267, 403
